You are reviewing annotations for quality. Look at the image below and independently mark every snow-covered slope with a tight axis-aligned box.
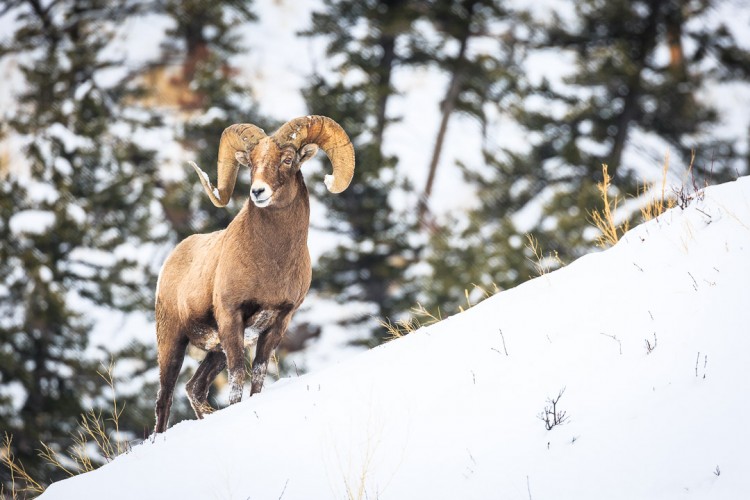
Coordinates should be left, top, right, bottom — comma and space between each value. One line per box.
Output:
42, 177, 750, 499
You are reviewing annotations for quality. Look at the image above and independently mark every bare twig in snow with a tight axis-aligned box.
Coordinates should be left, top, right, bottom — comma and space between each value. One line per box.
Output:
499, 329, 509, 355
695, 352, 708, 379
278, 478, 290, 499
688, 272, 698, 291
645, 333, 657, 354
527, 475, 533, 500
600, 332, 623, 354
538, 387, 569, 431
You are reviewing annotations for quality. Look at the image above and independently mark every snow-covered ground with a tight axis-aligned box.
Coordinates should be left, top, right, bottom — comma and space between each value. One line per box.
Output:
40, 176, 750, 499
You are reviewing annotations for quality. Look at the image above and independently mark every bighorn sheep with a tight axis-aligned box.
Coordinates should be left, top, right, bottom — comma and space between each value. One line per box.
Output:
154, 115, 355, 433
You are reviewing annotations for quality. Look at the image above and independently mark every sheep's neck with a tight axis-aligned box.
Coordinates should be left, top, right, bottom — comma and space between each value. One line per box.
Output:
242, 191, 310, 258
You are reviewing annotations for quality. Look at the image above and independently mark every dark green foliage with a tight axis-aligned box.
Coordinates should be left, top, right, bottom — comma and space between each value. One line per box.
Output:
407, 0, 520, 124
156, 0, 272, 241
0, 179, 98, 483
303, 1, 426, 337
303, 80, 421, 334
405, 0, 529, 311
0, 0, 165, 484
409, 0, 526, 218
162, 0, 256, 58
422, 0, 750, 313
535, 0, 745, 181
303, 0, 527, 331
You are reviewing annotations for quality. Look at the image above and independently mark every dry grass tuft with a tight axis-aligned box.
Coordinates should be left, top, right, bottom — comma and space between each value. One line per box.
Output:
39, 362, 130, 477
524, 235, 563, 277
673, 150, 706, 209
1, 434, 45, 499
640, 151, 677, 221
590, 163, 629, 247
458, 282, 499, 313
380, 283, 500, 341
380, 303, 443, 341
1, 361, 130, 497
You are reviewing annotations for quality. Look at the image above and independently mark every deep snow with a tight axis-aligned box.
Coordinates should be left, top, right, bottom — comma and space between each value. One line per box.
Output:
40, 177, 750, 499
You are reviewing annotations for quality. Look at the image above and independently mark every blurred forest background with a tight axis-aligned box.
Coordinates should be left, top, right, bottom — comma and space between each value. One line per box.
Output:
1, 0, 749, 487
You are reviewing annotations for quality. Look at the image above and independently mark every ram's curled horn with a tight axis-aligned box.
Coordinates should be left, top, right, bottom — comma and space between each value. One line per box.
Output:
190, 123, 267, 207
273, 115, 355, 194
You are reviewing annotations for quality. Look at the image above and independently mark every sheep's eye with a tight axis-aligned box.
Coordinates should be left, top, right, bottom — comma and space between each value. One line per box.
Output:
282, 157, 293, 166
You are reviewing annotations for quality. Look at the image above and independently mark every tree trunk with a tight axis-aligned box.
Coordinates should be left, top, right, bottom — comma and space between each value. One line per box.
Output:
419, 0, 477, 224
609, 0, 662, 174
374, 34, 395, 147
665, 1, 686, 77
419, 66, 465, 223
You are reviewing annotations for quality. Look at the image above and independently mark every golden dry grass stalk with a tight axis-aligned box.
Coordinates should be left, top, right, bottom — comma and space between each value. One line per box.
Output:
640, 150, 676, 221
1, 433, 45, 498
590, 163, 629, 247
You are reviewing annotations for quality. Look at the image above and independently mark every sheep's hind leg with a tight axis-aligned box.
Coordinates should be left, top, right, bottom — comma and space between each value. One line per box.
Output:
186, 350, 227, 419
154, 333, 189, 434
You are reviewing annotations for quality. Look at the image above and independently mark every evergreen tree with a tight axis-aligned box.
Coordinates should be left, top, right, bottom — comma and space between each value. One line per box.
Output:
535, 0, 744, 179
406, 0, 528, 311
410, 0, 521, 224
303, 0, 427, 336
424, 0, 750, 312
0, 0, 164, 483
156, 0, 271, 241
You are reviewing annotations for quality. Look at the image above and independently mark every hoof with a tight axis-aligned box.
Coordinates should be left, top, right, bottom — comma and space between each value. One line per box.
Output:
192, 401, 216, 419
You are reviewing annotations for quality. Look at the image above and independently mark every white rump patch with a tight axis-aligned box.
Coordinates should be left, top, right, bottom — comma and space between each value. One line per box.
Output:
204, 330, 221, 350
244, 330, 260, 347
244, 310, 277, 346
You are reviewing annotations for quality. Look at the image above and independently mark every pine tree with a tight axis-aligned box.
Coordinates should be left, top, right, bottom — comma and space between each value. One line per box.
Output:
0, 0, 165, 483
405, 0, 529, 311
535, 0, 744, 179
425, 0, 750, 312
302, 0, 426, 336
157, 0, 270, 242
410, 0, 521, 224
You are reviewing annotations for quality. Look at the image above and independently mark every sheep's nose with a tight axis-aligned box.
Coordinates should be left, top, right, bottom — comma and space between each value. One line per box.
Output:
251, 186, 266, 198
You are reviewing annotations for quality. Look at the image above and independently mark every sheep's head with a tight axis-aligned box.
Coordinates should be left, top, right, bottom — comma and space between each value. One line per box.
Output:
190, 116, 355, 209
235, 140, 319, 208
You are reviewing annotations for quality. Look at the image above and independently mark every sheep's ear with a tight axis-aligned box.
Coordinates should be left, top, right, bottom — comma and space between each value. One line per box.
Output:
298, 144, 319, 165
235, 150, 250, 166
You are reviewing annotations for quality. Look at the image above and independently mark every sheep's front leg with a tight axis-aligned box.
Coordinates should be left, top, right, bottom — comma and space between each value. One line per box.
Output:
250, 311, 292, 396
218, 310, 246, 405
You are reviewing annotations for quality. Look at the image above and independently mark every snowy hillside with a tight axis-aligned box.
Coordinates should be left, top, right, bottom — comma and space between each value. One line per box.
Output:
38, 177, 750, 499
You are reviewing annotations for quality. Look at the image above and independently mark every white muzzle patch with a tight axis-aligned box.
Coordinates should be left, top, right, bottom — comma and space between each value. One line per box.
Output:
250, 181, 273, 207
